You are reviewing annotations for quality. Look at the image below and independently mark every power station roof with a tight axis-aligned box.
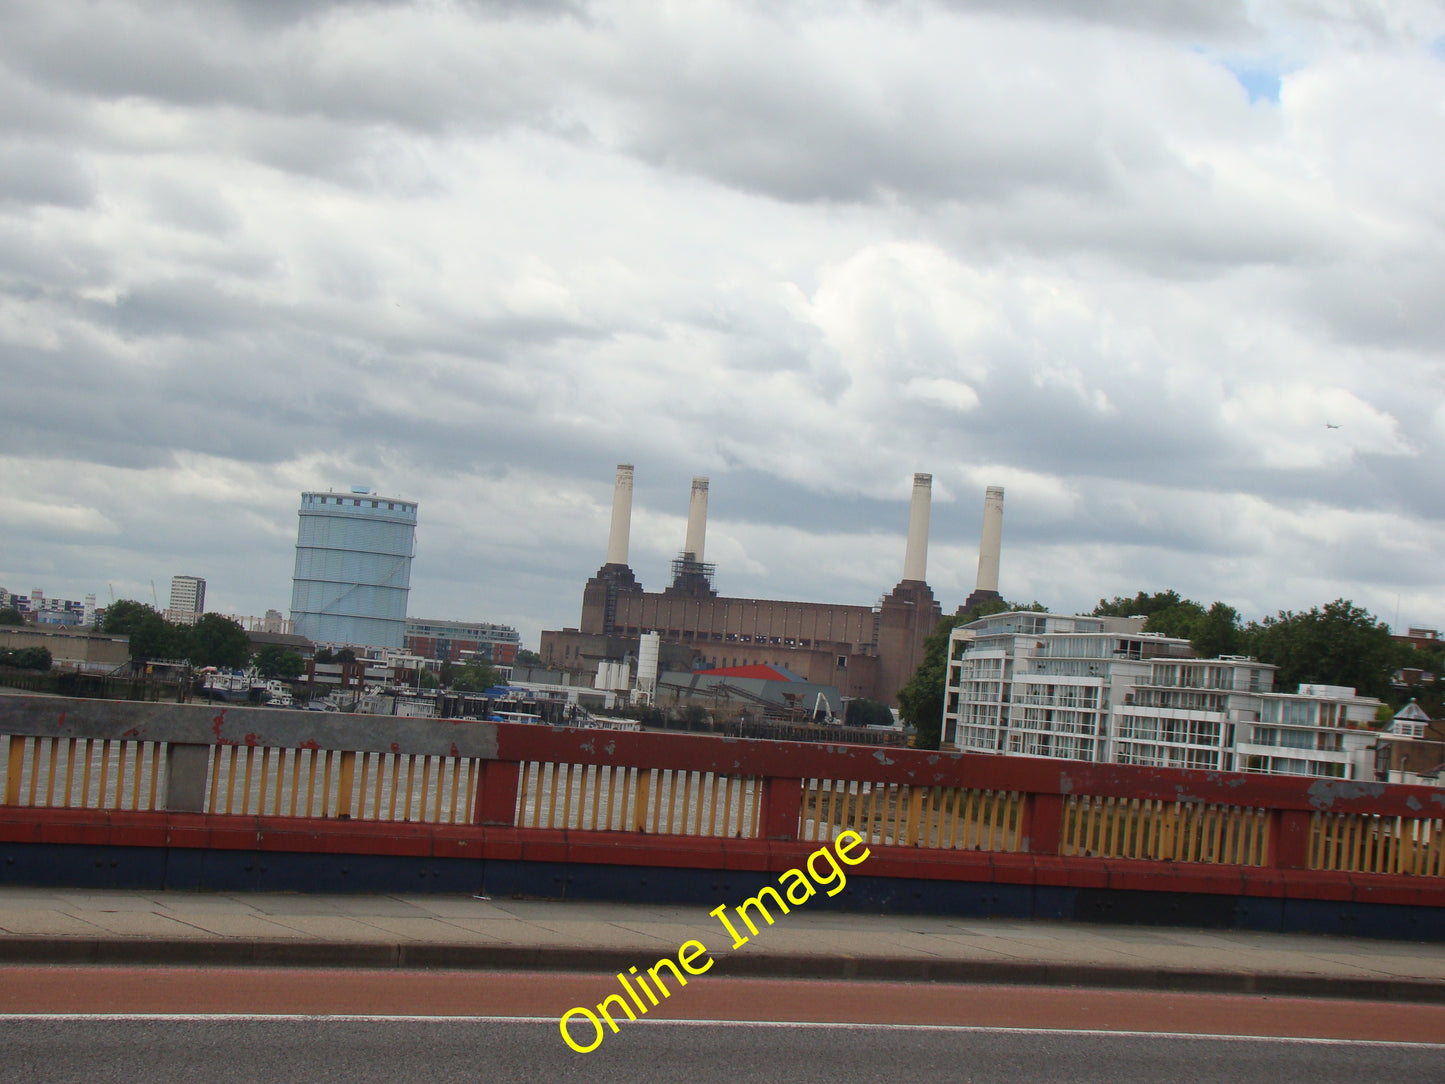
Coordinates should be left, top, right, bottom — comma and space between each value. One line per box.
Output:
693, 663, 802, 682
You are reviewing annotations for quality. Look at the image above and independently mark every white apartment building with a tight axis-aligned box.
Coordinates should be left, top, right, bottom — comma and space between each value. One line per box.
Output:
166, 575, 206, 626
944, 612, 1381, 780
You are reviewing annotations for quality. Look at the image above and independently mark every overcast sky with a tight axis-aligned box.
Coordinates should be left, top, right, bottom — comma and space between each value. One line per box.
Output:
3, 0, 1444, 648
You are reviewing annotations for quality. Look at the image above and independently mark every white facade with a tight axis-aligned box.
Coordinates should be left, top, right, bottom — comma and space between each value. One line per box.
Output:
169, 575, 206, 617
944, 612, 1382, 780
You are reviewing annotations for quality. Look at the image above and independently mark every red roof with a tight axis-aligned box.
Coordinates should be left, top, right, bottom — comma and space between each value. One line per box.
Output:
694, 664, 798, 682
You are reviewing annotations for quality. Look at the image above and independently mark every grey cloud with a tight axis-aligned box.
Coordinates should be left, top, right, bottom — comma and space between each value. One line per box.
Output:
929, 0, 1252, 37
0, 142, 94, 208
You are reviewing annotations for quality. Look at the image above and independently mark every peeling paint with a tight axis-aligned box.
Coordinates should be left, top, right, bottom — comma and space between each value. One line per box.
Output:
605, 742, 616, 756
872, 749, 895, 766
579, 741, 596, 754
926, 755, 940, 765
450, 743, 460, 758
243, 733, 259, 747
298, 739, 321, 750
1306, 778, 1386, 811
1406, 795, 1422, 812
390, 742, 400, 754
1059, 774, 1074, 795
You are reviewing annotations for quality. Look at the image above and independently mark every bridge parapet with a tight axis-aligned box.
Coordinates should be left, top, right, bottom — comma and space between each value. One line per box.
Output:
2, 696, 1443, 929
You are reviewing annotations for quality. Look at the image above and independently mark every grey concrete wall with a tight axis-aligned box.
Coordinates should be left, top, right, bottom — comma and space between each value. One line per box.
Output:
0, 695, 499, 759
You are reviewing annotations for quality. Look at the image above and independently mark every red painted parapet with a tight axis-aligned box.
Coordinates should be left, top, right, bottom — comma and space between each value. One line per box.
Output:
2, 695, 1445, 900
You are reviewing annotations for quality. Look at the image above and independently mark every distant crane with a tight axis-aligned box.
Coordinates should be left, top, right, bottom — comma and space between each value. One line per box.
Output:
150, 580, 159, 608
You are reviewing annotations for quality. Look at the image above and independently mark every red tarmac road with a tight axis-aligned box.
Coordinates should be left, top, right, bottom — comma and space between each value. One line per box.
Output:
1, 966, 1442, 1044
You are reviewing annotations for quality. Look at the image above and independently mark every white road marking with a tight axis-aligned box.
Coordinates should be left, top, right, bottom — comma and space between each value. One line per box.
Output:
0, 1013, 1442, 1048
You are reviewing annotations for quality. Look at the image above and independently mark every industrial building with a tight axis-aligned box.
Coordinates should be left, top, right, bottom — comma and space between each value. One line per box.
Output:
943, 610, 1383, 779
288, 488, 417, 651
541, 465, 1007, 706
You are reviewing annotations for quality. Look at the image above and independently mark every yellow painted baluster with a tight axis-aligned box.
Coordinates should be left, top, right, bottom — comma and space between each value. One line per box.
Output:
28, 738, 44, 807
337, 751, 357, 820
1, 736, 21, 806
901, 785, 922, 847
631, 769, 651, 832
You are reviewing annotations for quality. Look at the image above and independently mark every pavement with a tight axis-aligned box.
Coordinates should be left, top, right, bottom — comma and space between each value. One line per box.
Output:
2, 885, 1445, 1003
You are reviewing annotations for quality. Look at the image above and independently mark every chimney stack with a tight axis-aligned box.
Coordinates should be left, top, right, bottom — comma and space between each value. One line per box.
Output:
975, 485, 1005, 594
901, 473, 932, 583
684, 477, 709, 561
605, 464, 634, 567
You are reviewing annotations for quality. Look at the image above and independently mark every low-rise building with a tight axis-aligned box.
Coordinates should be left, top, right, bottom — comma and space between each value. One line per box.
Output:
405, 618, 521, 665
943, 611, 1382, 780
0, 625, 130, 674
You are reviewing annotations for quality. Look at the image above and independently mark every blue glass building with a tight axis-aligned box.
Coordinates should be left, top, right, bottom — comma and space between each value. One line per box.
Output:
289, 489, 417, 650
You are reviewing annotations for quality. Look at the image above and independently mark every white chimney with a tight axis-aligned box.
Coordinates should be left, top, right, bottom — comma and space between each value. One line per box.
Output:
976, 486, 1005, 594
684, 477, 709, 561
901, 473, 932, 583
605, 464, 635, 566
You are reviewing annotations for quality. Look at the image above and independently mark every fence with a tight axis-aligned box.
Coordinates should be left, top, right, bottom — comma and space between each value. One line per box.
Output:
1, 695, 1443, 910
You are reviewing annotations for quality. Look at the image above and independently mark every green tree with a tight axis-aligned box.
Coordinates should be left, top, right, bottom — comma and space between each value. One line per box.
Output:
102, 600, 187, 663
1, 647, 51, 671
1192, 601, 1245, 658
898, 616, 968, 750
451, 660, 502, 692
314, 647, 335, 663
1144, 600, 1206, 640
334, 647, 357, 664
253, 645, 305, 681
1246, 599, 1404, 700
188, 614, 250, 669
1093, 590, 1187, 619
1091, 589, 1255, 656
419, 668, 440, 689
0, 607, 23, 626
515, 648, 543, 666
